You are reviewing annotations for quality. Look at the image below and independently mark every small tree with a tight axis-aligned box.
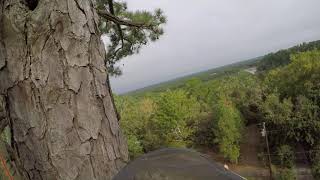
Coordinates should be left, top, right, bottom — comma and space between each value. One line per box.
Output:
259, 94, 293, 145
144, 90, 200, 151
212, 95, 244, 163
115, 96, 157, 158
276, 145, 295, 168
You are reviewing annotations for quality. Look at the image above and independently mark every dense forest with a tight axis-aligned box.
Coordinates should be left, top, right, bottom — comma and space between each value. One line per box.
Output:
257, 40, 320, 71
114, 41, 320, 179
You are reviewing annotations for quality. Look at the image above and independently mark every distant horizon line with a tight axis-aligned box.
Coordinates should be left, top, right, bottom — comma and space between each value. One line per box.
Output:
113, 56, 261, 95
112, 39, 320, 95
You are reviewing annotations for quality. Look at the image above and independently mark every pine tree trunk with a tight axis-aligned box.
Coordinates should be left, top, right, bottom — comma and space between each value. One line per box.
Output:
0, 0, 128, 179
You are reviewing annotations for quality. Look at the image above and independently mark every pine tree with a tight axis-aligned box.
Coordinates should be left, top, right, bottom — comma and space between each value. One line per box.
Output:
0, 0, 165, 179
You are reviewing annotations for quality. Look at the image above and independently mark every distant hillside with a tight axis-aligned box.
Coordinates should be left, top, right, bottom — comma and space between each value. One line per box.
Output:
125, 56, 262, 96
257, 40, 320, 71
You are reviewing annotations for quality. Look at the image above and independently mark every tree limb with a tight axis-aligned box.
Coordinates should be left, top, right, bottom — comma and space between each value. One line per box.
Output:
107, 0, 124, 47
97, 10, 150, 28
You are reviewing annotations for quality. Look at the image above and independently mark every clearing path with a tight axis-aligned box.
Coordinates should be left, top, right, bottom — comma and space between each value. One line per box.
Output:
200, 124, 314, 179
239, 124, 262, 167
230, 124, 270, 179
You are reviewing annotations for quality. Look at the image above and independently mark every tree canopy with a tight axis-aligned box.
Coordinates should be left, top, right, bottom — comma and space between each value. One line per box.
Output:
257, 40, 320, 71
114, 47, 320, 178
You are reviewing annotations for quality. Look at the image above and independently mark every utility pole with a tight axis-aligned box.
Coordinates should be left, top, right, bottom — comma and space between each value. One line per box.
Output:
262, 122, 273, 179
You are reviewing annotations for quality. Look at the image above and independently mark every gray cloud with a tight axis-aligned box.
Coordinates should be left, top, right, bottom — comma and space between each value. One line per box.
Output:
109, 0, 320, 93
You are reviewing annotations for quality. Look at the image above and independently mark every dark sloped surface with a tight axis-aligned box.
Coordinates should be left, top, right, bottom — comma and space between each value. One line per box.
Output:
114, 148, 244, 180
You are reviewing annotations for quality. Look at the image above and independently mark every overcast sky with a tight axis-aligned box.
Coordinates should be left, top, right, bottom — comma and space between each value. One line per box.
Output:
108, 0, 320, 94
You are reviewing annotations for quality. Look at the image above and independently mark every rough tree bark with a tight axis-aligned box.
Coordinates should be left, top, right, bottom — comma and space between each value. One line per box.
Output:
0, 0, 128, 179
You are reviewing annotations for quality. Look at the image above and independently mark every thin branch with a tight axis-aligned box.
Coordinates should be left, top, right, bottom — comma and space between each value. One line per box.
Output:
97, 10, 151, 28
109, 37, 133, 59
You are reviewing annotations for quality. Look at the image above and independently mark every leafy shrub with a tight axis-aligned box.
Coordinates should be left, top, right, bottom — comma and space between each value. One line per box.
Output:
212, 95, 244, 163
311, 145, 320, 179
312, 162, 320, 180
276, 145, 295, 168
276, 168, 297, 180
127, 135, 143, 159
192, 114, 215, 147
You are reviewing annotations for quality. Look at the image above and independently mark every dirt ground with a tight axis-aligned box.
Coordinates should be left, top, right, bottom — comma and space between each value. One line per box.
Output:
199, 124, 314, 180
198, 125, 270, 179
230, 124, 270, 179
238, 124, 263, 167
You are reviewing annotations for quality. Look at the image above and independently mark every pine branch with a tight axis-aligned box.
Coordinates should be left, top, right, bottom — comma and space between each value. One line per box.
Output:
107, 0, 124, 46
97, 9, 151, 28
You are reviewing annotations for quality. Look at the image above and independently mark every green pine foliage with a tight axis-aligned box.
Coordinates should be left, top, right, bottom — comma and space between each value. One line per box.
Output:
97, 0, 166, 76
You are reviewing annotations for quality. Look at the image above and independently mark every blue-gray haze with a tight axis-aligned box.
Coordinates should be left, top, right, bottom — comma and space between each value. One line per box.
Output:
107, 0, 320, 94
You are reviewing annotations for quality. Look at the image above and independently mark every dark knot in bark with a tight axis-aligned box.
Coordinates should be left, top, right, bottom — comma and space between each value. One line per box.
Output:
24, 0, 38, 10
